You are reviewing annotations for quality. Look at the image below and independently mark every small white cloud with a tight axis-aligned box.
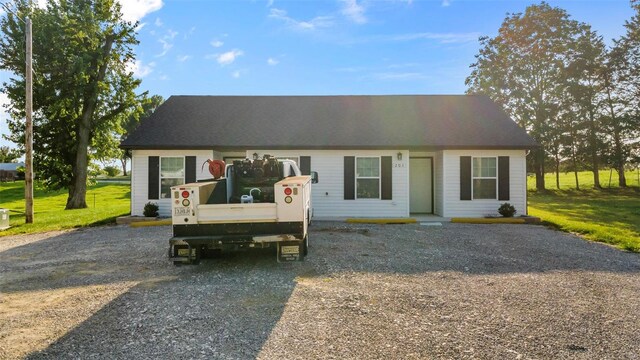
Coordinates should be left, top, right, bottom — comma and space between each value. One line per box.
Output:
231, 71, 241, 78
266, 0, 274, 6
165, 29, 178, 40
135, 22, 147, 32
177, 55, 192, 62
118, 0, 164, 22
212, 49, 244, 66
442, 0, 451, 7
158, 74, 169, 81
156, 39, 173, 57
126, 60, 154, 78
267, 57, 279, 66
210, 40, 224, 48
155, 17, 163, 27
340, 0, 366, 24
268, 8, 333, 31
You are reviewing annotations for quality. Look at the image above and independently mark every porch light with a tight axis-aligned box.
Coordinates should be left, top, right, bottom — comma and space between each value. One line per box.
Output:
397, 152, 402, 161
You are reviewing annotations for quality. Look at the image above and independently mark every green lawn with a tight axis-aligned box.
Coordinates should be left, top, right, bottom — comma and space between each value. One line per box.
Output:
528, 169, 640, 190
0, 181, 130, 236
527, 171, 640, 252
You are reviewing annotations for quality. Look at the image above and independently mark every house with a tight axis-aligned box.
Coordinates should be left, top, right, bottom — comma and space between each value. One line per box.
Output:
120, 95, 538, 218
0, 162, 25, 182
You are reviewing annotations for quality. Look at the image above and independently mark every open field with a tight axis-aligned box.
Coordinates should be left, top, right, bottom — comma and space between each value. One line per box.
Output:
0, 181, 130, 236
527, 171, 640, 252
527, 169, 640, 190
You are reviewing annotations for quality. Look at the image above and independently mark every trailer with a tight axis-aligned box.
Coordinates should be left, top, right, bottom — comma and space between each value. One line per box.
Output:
168, 156, 315, 264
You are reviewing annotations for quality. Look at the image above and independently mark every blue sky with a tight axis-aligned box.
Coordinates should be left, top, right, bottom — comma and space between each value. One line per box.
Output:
0, 0, 636, 148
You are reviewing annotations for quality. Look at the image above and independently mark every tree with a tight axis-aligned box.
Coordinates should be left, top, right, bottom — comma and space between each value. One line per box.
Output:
93, 94, 163, 176
0, 145, 21, 163
466, 2, 583, 191
0, 0, 142, 209
604, 0, 640, 187
564, 25, 608, 188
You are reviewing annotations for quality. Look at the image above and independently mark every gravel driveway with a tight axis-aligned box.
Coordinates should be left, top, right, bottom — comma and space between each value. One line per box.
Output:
1, 222, 639, 359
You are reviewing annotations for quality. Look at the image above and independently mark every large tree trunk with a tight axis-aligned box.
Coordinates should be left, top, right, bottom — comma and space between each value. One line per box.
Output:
66, 128, 90, 209
65, 36, 114, 209
120, 157, 128, 177
535, 148, 545, 191
587, 109, 601, 189
613, 129, 627, 187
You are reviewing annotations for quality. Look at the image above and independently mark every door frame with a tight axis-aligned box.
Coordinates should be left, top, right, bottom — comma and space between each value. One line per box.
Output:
409, 156, 434, 214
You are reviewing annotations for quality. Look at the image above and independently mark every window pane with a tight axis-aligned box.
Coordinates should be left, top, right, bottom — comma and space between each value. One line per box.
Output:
161, 178, 183, 199
161, 157, 184, 177
357, 179, 380, 199
473, 157, 496, 177
473, 179, 496, 199
356, 157, 379, 177
482, 158, 496, 177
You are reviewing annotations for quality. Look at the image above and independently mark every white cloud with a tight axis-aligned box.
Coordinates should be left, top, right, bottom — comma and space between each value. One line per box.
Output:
118, 0, 164, 22
340, 0, 366, 24
210, 40, 224, 48
442, 0, 451, 7
266, 0, 274, 6
268, 8, 333, 31
135, 22, 147, 32
126, 60, 155, 78
210, 49, 244, 66
231, 71, 241, 78
165, 29, 178, 40
177, 55, 192, 62
158, 74, 169, 81
267, 57, 279, 66
154, 17, 163, 27
156, 39, 173, 57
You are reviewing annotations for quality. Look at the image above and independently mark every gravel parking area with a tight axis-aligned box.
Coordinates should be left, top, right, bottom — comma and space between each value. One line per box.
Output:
1, 222, 639, 359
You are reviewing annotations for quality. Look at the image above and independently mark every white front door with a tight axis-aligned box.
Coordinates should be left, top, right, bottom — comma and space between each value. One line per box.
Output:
409, 158, 433, 213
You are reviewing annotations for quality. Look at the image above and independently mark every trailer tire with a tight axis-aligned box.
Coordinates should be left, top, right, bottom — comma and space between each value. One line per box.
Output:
303, 235, 309, 257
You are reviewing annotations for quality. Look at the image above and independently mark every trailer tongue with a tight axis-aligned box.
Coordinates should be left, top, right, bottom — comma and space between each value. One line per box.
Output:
168, 155, 313, 264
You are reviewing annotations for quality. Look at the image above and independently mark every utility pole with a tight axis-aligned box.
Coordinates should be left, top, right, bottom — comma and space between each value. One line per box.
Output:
25, 17, 33, 223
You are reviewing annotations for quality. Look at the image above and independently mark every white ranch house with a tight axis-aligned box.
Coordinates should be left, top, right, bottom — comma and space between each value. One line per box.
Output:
121, 95, 538, 218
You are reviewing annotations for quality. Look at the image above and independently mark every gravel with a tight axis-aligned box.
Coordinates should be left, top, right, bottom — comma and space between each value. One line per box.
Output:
1, 222, 639, 359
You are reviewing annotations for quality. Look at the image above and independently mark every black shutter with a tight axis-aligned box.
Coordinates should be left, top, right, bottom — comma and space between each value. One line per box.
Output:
498, 156, 510, 201
344, 156, 355, 200
148, 156, 159, 200
381, 156, 392, 200
460, 156, 472, 200
300, 156, 311, 175
185, 156, 196, 183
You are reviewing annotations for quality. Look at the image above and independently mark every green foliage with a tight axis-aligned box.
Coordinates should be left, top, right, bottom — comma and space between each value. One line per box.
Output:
0, 181, 130, 236
0, 0, 142, 209
143, 202, 159, 217
497, 203, 516, 217
528, 171, 640, 252
0, 146, 21, 163
103, 165, 120, 177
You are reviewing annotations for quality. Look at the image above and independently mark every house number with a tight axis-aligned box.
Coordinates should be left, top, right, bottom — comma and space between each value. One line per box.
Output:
394, 163, 405, 168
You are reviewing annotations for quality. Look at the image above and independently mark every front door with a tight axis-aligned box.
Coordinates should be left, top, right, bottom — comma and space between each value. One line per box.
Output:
409, 158, 433, 213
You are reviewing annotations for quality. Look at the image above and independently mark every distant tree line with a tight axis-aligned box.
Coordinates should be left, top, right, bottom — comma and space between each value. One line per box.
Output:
466, 1, 640, 190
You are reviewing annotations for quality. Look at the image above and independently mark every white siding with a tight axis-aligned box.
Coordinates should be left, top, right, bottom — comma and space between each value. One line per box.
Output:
441, 149, 527, 218
252, 150, 410, 218
131, 150, 214, 217
435, 151, 444, 216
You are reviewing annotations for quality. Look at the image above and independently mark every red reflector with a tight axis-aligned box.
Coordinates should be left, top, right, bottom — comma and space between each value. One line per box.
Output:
181, 191, 190, 198
284, 187, 292, 196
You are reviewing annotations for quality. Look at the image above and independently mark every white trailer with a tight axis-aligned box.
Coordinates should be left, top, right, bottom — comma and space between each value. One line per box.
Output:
168, 157, 314, 264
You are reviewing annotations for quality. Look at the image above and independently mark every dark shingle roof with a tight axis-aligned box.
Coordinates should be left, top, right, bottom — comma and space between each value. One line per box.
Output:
121, 95, 538, 150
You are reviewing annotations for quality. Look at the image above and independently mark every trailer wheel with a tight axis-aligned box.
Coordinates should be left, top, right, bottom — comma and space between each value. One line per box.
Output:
303, 235, 309, 257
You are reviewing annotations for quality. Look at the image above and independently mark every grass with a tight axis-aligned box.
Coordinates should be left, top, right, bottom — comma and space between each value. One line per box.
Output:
527, 170, 640, 252
0, 181, 130, 236
528, 169, 640, 190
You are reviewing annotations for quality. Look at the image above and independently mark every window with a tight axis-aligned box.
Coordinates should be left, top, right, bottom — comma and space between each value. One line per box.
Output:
472, 157, 497, 199
356, 157, 380, 199
160, 157, 184, 199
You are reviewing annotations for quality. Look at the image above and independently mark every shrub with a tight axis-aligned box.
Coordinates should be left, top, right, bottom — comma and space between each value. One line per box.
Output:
143, 202, 159, 217
498, 202, 517, 217
103, 165, 120, 177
